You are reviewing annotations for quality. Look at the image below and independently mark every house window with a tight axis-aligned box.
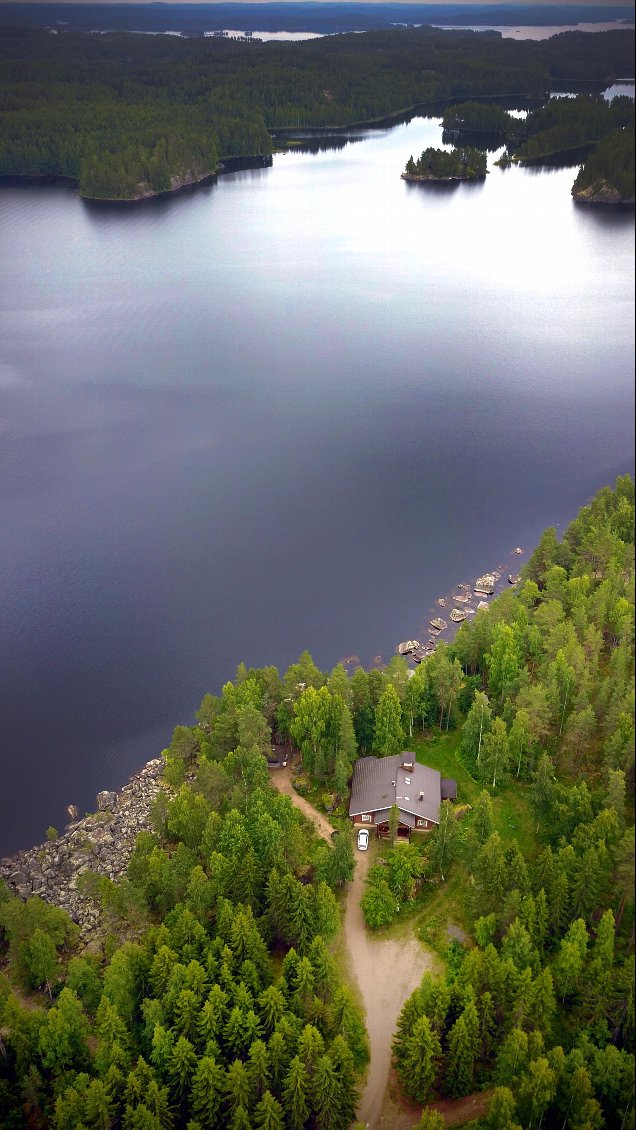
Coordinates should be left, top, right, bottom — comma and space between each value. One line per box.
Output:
361, 814, 371, 822
417, 818, 427, 827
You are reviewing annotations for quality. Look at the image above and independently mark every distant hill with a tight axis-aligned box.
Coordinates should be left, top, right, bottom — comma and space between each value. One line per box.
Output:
0, 2, 634, 34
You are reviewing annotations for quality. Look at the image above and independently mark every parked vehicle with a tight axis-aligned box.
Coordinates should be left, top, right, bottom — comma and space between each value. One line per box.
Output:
357, 828, 369, 851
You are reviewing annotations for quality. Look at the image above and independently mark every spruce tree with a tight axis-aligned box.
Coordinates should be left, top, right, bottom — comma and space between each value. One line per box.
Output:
282, 1055, 310, 1130
253, 1090, 285, 1130
395, 1015, 441, 1103
190, 1056, 224, 1126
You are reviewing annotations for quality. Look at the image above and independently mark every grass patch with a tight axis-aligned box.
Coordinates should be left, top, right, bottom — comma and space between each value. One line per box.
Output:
412, 865, 473, 954
492, 782, 538, 858
411, 730, 480, 806
410, 727, 538, 857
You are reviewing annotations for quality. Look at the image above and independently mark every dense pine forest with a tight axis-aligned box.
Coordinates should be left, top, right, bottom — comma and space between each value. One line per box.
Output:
1, 476, 633, 1128
0, 25, 633, 197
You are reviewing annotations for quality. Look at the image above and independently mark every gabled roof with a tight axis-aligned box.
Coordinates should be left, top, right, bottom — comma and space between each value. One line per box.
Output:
348, 754, 444, 825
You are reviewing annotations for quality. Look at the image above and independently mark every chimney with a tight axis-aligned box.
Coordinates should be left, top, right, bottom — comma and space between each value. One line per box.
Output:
419, 791, 424, 802
402, 756, 414, 772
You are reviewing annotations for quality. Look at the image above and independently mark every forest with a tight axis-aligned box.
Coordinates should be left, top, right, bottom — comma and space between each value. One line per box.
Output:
440, 94, 634, 201
0, 24, 633, 197
387, 475, 636, 1128
572, 126, 635, 200
1, 475, 634, 1128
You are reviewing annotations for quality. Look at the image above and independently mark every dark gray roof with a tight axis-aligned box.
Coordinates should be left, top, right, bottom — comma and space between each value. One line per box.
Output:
349, 755, 442, 825
441, 778, 458, 800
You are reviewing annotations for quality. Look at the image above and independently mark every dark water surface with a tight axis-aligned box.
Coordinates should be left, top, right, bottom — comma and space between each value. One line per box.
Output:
1, 115, 634, 854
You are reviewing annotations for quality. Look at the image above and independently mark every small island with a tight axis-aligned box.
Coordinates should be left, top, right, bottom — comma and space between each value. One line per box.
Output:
402, 146, 487, 182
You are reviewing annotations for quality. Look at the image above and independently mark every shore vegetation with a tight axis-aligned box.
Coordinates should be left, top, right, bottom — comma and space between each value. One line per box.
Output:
0, 25, 633, 199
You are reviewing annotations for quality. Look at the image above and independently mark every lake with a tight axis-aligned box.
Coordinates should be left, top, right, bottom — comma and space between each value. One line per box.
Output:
0, 111, 634, 854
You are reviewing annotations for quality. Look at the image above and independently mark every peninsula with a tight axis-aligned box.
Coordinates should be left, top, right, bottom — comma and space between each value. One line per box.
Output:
0, 476, 633, 1130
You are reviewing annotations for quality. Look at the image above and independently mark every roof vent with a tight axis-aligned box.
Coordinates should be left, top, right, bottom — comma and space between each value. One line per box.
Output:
419, 791, 424, 801
402, 758, 414, 772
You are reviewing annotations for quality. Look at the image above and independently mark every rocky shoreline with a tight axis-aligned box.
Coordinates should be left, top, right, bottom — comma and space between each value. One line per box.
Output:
572, 179, 635, 204
0, 757, 167, 940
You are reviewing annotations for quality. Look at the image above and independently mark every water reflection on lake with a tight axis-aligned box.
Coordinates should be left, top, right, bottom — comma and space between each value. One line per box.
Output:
0, 108, 633, 853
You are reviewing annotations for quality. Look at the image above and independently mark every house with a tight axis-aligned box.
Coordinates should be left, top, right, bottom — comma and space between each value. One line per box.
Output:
348, 753, 457, 840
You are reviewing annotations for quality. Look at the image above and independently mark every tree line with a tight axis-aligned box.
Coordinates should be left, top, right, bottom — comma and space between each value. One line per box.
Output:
390, 475, 634, 1128
0, 25, 633, 197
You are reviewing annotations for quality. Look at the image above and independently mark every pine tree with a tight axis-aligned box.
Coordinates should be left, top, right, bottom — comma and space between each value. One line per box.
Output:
329, 1034, 359, 1128
258, 984, 286, 1035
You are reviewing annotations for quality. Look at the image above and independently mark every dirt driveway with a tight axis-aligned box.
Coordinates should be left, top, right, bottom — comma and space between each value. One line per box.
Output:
345, 847, 437, 1129
268, 765, 335, 842
268, 768, 435, 1129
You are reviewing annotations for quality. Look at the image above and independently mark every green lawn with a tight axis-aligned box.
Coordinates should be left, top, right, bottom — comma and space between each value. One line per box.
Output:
411, 727, 539, 857
411, 730, 480, 804
492, 781, 538, 857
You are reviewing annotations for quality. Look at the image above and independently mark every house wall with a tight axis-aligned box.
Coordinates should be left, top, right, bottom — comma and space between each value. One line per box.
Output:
351, 813, 375, 825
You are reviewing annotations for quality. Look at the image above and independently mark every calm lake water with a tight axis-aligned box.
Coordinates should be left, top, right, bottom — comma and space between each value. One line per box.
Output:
0, 113, 634, 854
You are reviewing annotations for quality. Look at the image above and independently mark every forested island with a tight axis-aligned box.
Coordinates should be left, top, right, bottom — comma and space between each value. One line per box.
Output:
0, 24, 633, 199
0, 475, 634, 1128
403, 146, 487, 180
441, 93, 635, 202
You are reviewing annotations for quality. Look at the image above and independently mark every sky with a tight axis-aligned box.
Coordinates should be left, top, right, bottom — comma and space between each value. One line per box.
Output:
7, 0, 634, 7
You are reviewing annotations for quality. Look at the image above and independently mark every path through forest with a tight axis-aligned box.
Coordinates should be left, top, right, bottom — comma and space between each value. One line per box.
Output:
269, 767, 435, 1129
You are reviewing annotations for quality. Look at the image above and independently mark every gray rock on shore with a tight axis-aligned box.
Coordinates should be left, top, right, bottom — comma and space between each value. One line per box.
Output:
0, 758, 166, 942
